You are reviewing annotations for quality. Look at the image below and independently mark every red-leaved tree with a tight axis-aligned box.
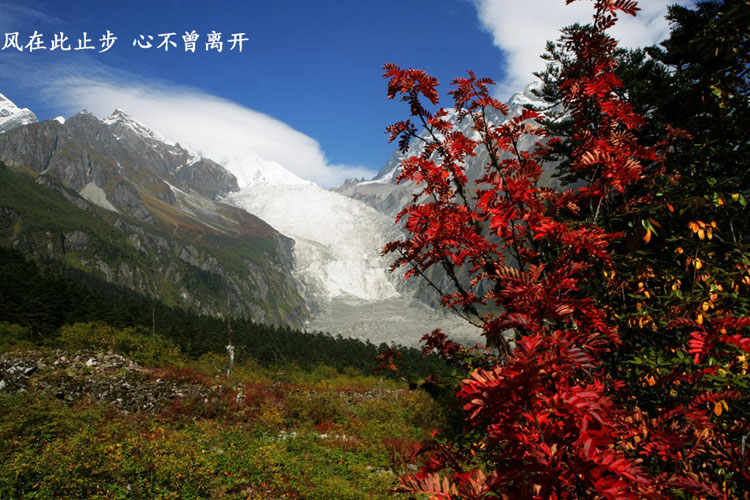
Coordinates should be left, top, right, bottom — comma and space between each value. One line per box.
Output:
382, 0, 748, 498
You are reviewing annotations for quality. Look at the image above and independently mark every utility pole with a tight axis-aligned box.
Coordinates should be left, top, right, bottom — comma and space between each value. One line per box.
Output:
226, 294, 234, 375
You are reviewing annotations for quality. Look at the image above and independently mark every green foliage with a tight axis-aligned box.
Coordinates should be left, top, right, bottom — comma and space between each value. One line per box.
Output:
0, 322, 36, 353
0, 165, 135, 263
530, 1, 750, 494
0, 163, 306, 327
0, 246, 448, 381
0, 354, 445, 499
0, 247, 451, 497
55, 322, 182, 367
287, 390, 346, 426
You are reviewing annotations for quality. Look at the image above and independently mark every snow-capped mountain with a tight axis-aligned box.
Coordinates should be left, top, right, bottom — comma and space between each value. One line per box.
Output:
88, 104, 483, 344
101, 109, 312, 188
0, 97, 308, 327
206, 150, 313, 188
0, 92, 483, 346
104, 108, 177, 147
0, 93, 37, 133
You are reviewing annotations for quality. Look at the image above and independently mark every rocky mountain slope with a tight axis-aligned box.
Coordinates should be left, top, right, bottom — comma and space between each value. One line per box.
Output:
0, 100, 308, 327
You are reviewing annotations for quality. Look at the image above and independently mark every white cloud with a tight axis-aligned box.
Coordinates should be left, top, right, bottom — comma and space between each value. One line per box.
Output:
12, 60, 374, 188
60, 79, 374, 187
471, 0, 695, 99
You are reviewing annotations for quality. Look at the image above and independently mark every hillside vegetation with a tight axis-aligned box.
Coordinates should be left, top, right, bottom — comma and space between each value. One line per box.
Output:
0, 323, 444, 499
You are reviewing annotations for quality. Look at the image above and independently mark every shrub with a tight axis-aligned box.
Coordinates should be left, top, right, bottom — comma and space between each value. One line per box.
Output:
383, 0, 749, 497
56, 321, 181, 366
0, 322, 35, 352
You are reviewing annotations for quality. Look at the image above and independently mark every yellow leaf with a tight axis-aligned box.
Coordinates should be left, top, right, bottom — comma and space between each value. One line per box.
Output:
714, 402, 722, 416
698, 229, 705, 240
643, 229, 652, 243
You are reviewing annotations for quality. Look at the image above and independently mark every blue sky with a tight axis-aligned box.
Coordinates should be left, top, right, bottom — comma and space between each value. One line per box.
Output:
0, 0, 689, 186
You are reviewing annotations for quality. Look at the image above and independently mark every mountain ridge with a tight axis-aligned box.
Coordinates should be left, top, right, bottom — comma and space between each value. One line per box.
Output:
0, 98, 308, 327
0, 93, 484, 346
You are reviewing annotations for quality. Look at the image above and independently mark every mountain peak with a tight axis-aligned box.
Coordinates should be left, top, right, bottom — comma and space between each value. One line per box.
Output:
106, 108, 131, 121
0, 92, 38, 133
70, 109, 97, 120
507, 80, 545, 109
103, 108, 175, 146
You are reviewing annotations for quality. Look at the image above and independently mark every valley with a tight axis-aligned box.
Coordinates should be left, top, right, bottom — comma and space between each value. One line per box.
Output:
0, 91, 491, 347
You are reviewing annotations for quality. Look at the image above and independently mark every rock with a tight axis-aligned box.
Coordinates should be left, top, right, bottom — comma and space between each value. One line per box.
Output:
0, 350, 221, 416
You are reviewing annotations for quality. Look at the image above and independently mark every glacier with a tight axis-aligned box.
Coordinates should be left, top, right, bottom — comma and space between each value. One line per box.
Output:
225, 182, 483, 346
226, 183, 400, 303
